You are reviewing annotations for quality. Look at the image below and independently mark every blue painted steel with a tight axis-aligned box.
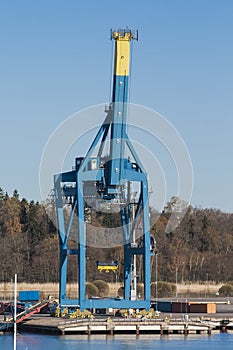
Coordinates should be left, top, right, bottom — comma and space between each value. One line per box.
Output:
54, 173, 68, 302
112, 75, 129, 103
19, 291, 40, 302
142, 181, 151, 302
60, 298, 150, 310
110, 75, 129, 185
54, 29, 153, 311
77, 172, 86, 306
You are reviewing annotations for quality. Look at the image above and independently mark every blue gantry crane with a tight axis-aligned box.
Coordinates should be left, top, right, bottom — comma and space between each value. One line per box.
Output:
54, 29, 155, 310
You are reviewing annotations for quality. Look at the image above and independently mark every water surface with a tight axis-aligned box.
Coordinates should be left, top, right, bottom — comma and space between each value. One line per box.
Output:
1, 332, 233, 349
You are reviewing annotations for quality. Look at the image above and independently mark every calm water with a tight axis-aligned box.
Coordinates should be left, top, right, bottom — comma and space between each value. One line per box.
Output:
1, 332, 233, 350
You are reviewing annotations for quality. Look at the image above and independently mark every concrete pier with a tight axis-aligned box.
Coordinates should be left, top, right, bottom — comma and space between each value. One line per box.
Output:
18, 316, 215, 336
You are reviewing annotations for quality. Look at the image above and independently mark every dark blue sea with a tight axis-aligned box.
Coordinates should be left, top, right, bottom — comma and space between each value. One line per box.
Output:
1, 332, 233, 350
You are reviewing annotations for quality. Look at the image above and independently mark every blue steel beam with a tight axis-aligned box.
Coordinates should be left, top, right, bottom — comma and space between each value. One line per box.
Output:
54, 174, 68, 302
141, 181, 151, 302
76, 172, 86, 309
60, 298, 150, 309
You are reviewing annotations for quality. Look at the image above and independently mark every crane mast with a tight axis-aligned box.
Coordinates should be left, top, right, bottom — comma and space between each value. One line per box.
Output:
54, 29, 155, 311
109, 30, 131, 186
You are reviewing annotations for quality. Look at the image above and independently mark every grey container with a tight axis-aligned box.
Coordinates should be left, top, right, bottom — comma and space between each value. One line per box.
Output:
216, 303, 233, 313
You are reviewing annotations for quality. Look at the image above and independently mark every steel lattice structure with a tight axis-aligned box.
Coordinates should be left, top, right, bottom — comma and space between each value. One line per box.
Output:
54, 29, 155, 310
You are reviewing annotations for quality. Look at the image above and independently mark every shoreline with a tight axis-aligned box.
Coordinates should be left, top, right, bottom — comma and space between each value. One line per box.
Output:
0, 282, 223, 300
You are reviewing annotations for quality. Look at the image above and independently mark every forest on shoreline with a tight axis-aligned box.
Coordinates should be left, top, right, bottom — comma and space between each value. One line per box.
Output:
0, 187, 233, 285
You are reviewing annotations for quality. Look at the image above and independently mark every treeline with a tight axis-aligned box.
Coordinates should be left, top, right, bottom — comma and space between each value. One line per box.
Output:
0, 188, 58, 283
0, 188, 233, 285
152, 203, 233, 284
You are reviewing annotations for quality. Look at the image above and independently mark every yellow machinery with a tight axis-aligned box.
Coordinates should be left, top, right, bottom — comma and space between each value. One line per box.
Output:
96, 261, 119, 273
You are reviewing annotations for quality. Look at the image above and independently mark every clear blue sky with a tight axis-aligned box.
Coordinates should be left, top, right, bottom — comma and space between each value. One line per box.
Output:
1, 0, 233, 212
